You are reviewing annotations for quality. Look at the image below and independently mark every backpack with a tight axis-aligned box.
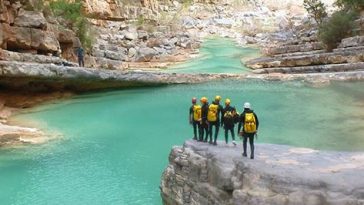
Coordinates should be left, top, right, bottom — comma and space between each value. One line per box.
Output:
193, 105, 202, 121
244, 113, 256, 133
207, 104, 218, 122
224, 110, 234, 119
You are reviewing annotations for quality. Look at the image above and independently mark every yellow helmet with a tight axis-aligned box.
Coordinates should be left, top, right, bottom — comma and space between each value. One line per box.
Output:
215, 95, 221, 101
200, 97, 208, 103
225, 98, 231, 105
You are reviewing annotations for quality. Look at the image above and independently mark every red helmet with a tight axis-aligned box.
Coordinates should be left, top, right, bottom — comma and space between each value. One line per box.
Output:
192, 97, 197, 103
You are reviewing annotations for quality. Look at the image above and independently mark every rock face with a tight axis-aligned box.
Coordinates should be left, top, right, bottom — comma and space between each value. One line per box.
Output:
0, 0, 77, 56
161, 140, 364, 205
0, 60, 242, 91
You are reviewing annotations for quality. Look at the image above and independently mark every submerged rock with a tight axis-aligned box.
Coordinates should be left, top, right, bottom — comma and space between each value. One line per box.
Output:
161, 140, 364, 205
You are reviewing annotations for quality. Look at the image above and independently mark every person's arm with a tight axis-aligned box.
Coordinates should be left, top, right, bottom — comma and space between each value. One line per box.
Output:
220, 106, 225, 126
189, 106, 193, 124
254, 112, 259, 131
237, 114, 243, 135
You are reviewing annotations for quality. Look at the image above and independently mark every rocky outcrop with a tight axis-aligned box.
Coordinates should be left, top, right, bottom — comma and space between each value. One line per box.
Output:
82, 0, 159, 20
246, 32, 364, 74
2, 60, 364, 92
0, 60, 241, 91
161, 140, 364, 205
0, 0, 80, 57
89, 21, 200, 68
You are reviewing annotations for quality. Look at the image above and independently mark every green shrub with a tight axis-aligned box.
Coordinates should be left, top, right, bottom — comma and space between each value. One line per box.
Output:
335, 0, 364, 10
303, 0, 328, 25
318, 10, 358, 51
50, 0, 94, 51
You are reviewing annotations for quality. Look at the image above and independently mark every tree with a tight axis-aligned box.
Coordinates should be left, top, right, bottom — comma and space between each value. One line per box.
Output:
303, 0, 328, 25
318, 10, 358, 51
335, 0, 364, 10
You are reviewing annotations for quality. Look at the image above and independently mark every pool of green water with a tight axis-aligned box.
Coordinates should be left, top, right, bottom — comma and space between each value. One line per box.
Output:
1, 80, 364, 204
166, 38, 259, 73
1, 37, 364, 204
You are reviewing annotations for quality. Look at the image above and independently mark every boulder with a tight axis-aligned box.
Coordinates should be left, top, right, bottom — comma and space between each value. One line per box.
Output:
147, 38, 162, 48
128, 47, 137, 58
137, 30, 149, 40
30, 28, 60, 53
182, 16, 196, 29
7, 26, 32, 50
13, 10, 47, 30
6, 27, 60, 53
0, 23, 11, 48
135, 47, 157, 62
123, 30, 138, 41
57, 29, 76, 44
213, 18, 234, 28
339, 36, 364, 48
82, 0, 121, 19
104, 50, 127, 61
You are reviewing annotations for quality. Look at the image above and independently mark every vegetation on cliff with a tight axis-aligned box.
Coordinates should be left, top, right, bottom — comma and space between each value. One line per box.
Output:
305, 0, 363, 51
49, 0, 94, 50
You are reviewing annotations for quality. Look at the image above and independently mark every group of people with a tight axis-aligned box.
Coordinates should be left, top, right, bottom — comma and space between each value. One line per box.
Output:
189, 96, 259, 159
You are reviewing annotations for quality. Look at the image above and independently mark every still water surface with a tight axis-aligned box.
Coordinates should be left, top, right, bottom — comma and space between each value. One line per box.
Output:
1, 39, 364, 205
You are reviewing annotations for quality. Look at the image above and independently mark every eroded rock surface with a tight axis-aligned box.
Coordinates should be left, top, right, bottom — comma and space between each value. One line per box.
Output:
161, 140, 364, 205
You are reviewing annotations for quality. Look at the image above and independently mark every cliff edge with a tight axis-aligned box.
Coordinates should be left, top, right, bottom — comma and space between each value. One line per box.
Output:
161, 140, 364, 205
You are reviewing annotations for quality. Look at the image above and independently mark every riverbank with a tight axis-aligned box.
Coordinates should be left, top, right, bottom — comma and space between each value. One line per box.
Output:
161, 140, 364, 205
0, 91, 73, 147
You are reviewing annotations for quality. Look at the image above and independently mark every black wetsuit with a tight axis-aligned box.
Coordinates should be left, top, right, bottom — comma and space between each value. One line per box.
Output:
237, 109, 259, 159
222, 105, 237, 144
77, 47, 84, 67
189, 105, 201, 140
201, 103, 209, 142
208, 102, 223, 145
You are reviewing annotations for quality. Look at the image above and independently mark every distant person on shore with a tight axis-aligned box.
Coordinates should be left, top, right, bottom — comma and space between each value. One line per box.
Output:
189, 97, 202, 141
238, 102, 259, 159
207, 95, 223, 145
77, 47, 84, 67
222, 99, 238, 145
200, 97, 209, 142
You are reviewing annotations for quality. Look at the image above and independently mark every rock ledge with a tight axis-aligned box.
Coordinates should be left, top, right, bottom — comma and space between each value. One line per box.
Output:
161, 140, 364, 205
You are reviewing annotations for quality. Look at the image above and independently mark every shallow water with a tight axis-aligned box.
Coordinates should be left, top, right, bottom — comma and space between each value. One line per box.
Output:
1, 38, 364, 204
166, 38, 259, 73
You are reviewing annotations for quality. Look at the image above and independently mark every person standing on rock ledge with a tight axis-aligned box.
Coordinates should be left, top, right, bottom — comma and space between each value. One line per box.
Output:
200, 97, 209, 142
207, 96, 223, 145
189, 97, 202, 141
222, 99, 238, 146
238, 102, 259, 159
77, 47, 85, 67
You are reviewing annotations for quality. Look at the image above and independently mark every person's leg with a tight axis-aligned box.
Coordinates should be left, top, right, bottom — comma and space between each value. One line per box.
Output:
198, 123, 203, 141
213, 122, 219, 145
249, 135, 255, 159
78, 58, 81, 67
203, 123, 208, 142
224, 127, 228, 144
208, 122, 213, 143
81, 58, 84, 67
192, 121, 197, 140
242, 136, 248, 157
230, 127, 236, 145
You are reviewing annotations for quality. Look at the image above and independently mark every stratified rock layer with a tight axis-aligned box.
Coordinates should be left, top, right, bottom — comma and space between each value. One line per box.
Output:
161, 140, 364, 205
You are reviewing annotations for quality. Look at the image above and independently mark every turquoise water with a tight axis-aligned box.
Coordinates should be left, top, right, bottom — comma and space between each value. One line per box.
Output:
1, 38, 364, 204
166, 38, 259, 73
1, 80, 364, 204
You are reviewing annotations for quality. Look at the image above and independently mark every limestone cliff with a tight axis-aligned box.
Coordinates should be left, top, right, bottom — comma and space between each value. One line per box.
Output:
161, 140, 364, 205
